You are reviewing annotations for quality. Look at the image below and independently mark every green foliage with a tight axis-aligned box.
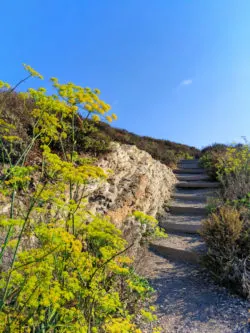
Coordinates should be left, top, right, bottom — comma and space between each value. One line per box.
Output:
0, 65, 159, 332
216, 145, 250, 175
199, 144, 228, 179
200, 143, 250, 200
232, 193, 250, 210
74, 120, 112, 155
0, 90, 200, 166
201, 206, 250, 298
201, 143, 250, 298
216, 146, 250, 201
132, 211, 167, 240
93, 122, 200, 167
133, 211, 158, 226
200, 143, 250, 179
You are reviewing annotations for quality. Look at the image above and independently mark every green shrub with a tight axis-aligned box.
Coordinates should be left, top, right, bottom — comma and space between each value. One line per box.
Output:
132, 211, 167, 240
201, 144, 250, 298
216, 145, 250, 201
200, 144, 250, 200
201, 206, 250, 298
199, 144, 228, 179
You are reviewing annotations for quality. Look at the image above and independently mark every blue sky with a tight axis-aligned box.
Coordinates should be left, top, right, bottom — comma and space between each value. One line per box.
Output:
1, 1, 250, 148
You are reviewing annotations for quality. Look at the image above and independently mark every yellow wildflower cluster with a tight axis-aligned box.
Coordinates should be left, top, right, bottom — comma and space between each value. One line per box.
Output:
104, 317, 142, 333
0, 80, 10, 89
216, 145, 250, 175
23, 64, 43, 79
0, 64, 159, 333
51, 77, 112, 118
43, 146, 107, 183
0, 119, 15, 135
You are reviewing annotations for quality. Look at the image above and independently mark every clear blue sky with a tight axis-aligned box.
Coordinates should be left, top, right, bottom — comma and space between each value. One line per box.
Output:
1, 1, 250, 148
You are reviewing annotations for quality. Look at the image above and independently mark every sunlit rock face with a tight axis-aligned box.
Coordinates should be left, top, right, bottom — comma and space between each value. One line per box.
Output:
87, 143, 176, 257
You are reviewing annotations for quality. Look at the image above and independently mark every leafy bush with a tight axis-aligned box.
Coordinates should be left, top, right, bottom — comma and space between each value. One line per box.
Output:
216, 145, 250, 201
0, 65, 160, 332
201, 143, 250, 298
201, 206, 250, 298
199, 143, 228, 179
200, 144, 250, 199
132, 211, 167, 240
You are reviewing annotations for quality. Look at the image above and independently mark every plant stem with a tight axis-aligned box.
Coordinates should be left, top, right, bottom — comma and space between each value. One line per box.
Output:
0, 190, 16, 263
0, 183, 47, 310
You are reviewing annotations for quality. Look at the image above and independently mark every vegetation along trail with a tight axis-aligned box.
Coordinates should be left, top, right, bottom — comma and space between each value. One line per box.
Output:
0, 66, 249, 332
140, 159, 250, 333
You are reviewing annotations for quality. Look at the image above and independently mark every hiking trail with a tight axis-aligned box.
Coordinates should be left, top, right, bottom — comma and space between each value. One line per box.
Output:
140, 159, 250, 333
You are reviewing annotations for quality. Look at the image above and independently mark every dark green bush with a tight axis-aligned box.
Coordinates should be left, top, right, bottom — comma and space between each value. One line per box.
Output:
201, 143, 250, 298
201, 206, 250, 299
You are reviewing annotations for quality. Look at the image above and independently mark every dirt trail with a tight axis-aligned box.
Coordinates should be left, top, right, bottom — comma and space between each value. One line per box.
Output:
139, 249, 250, 333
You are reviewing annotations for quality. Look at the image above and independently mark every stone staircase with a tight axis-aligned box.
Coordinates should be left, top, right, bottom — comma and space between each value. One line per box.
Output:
150, 159, 219, 264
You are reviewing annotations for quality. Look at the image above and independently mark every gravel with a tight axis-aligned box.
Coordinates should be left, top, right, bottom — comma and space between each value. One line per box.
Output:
151, 233, 206, 253
138, 249, 250, 333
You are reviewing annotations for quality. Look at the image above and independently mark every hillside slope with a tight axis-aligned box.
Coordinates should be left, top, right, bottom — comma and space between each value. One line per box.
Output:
0, 91, 200, 167
95, 122, 200, 167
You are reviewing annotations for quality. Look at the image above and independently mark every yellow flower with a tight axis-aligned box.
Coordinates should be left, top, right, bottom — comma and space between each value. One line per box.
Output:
105, 115, 113, 123
50, 77, 58, 83
23, 64, 43, 79
3, 135, 21, 142
140, 309, 157, 322
0, 80, 10, 89
84, 104, 92, 112
94, 88, 101, 95
92, 114, 100, 122
38, 87, 46, 93
111, 113, 118, 121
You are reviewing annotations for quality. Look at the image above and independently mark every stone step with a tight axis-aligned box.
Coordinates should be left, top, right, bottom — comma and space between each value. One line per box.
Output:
172, 189, 216, 202
174, 168, 205, 174
169, 205, 207, 215
176, 181, 220, 189
150, 233, 206, 264
176, 174, 210, 181
160, 214, 204, 234
180, 159, 199, 164
179, 159, 200, 168
172, 193, 207, 202
178, 163, 200, 169
170, 198, 207, 207
174, 188, 217, 197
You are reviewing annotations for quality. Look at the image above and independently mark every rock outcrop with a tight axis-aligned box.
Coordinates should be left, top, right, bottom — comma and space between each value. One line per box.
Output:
87, 143, 176, 255
89, 143, 176, 223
